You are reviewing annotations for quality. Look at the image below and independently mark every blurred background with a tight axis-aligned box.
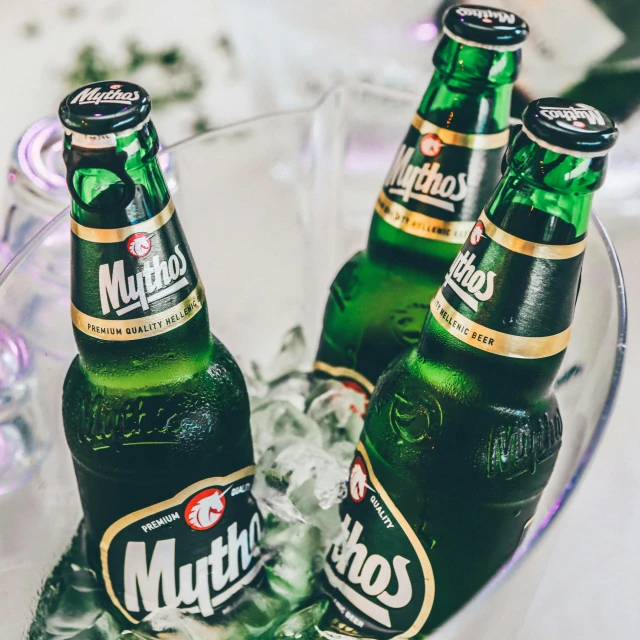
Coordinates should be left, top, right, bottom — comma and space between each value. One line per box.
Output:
0, 0, 638, 638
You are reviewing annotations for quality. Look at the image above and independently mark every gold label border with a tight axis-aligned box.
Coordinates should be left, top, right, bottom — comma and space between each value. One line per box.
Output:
71, 281, 205, 341
411, 114, 509, 150
431, 289, 572, 359
313, 361, 375, 394
358, 441, 435, 638
479, 211, 586, 260
71, 199, 176, 243
100, 465, 256, 624
376, 192, 476, 244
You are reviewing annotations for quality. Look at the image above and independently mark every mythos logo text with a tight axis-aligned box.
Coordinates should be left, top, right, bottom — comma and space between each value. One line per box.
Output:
324, 447, 435, 634
384, 143, 467, 213
101, 471, 264, 623
455, 7, 516, 24
99, 244, 189, 317
70, 84, 141, 106
329, 513, 412, 615
539, 105, 605, 126
123, 513, 262, 618
443, 229, 496, 312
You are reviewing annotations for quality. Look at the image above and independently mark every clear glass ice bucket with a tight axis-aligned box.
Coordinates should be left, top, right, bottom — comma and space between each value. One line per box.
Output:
0, 83, 626, 638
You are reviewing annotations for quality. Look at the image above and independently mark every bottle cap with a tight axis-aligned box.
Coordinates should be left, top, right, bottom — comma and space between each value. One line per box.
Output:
443, 5, 529, 51
522, 98, 618, 157
59, 81, 151, 137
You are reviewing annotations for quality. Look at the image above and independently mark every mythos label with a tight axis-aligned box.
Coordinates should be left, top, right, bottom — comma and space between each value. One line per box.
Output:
71, 199, 206, 341
375, 114, 509, 244
100, 467, 264, 623
323, 442, 435, 638
430, 211, 586, 359
70, 84, 141, 106
454, 6, 516, 25
538, 104, 606, 127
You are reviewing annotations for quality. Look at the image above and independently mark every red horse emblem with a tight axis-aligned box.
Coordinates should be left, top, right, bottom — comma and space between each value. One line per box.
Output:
349, 457, 370, 503
126, 233, 151, 258
469, 220, 485, 247
185, 487, 228, 530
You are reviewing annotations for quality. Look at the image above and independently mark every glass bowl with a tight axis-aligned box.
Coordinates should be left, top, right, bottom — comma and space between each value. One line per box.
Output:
0, 83, 626, 639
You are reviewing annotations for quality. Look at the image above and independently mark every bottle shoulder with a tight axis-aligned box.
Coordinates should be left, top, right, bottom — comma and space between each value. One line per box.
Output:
64, 331, 246, 399
317, 251, 442, 378
62, 333, 251, 470
363, 349, 562, 497
327, 249, 444, 309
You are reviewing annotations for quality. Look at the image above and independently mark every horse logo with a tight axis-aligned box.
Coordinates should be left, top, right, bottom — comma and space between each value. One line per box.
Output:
349, 456, 371, 503
420, 133, 442, 158
185, 487, 229, 531
469, 220, 485, 247
126, 233, 151, 258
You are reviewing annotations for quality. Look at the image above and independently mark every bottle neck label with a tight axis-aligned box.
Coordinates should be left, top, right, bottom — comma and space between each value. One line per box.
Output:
322, 442, 435, 637
376, 116, 509, 244
430, 211, 585, 358
100, 466, 264, 624
71, 199, 206, 341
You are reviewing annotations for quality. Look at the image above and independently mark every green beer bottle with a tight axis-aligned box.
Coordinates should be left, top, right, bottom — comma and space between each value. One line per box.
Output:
318, 99, 618, 636
60, 81, 263, 625
313, 5, 528, 404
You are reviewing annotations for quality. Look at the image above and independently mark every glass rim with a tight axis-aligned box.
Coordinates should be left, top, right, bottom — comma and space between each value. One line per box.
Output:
0, 81, 628, 634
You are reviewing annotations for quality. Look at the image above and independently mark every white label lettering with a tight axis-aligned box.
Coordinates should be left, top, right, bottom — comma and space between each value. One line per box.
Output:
123, 515, 262, 617
98, 244, 190, 317
443, 250, 496, 311
329, 514, 413, 618
70, 86, 141, 106
385, 144, 468, 213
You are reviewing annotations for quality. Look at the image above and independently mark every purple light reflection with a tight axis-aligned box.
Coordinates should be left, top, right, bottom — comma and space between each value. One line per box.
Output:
31, 131, 65, 190
344, 132, 399, 175
16, 119, 66, 195
411, 21, 439, 42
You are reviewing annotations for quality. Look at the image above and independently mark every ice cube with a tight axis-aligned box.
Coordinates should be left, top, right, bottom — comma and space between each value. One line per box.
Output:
266, 372, 313, 413
261, 520, 325, 605
259, 443, 345, 537
244, 360, 269, 401
27, 526, 121, 640
124, 606, 229, 639
126, 589, 290, 639
68, 611, 121, 639
287, 480, 342, 541
272, 599, 329, 639
305, 382, 364, 445
251, 400, 323, 459
252, 326, 308, 385
254, 440, 347, 538
254, 447, 308, 524
220, 587, 290, 638
327, 440, 357, 471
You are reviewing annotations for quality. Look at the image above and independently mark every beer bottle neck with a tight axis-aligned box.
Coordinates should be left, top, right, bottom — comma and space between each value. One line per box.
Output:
485, 129, 601, 240
367, 35, 519, 267
67, 122, 212, 389
422, 35, 517, 132
67, 121, 169, 227
418, 136, 599, 401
